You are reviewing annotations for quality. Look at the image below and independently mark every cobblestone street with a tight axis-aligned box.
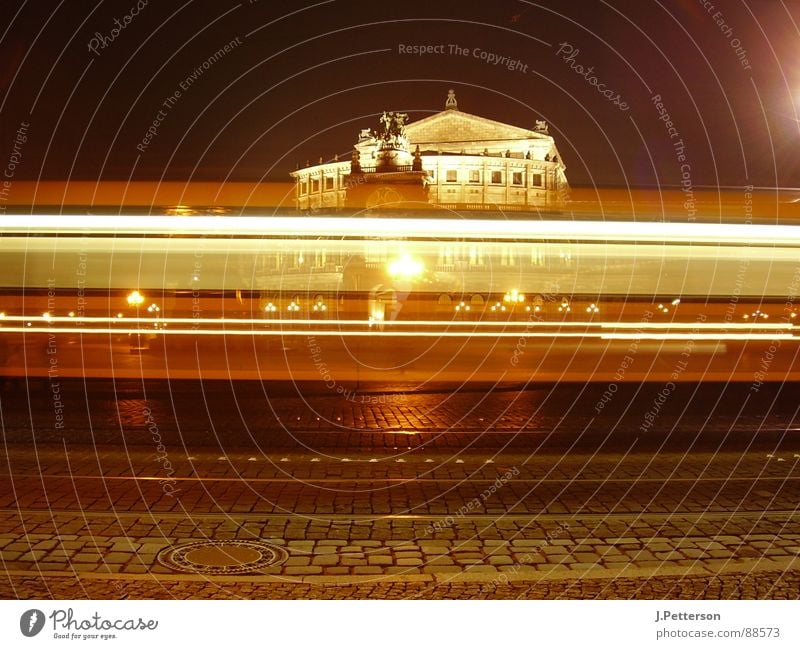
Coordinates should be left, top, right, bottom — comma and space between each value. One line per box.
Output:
1, 380, 799, 599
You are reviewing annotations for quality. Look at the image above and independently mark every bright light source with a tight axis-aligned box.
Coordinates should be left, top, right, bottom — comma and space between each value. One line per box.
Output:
671, 298, 681, 305
126, 290, 145, 307
387, 254, 424, 279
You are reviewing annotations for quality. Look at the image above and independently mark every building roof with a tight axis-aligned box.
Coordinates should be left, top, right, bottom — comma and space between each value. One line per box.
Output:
404, 107, 551, 147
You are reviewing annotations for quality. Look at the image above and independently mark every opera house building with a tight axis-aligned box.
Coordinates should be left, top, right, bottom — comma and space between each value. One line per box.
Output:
290, 90, 570, 213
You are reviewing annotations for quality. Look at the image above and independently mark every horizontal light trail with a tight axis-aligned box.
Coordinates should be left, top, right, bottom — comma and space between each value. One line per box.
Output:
1, 315, 793, 330
4, 474, 795, 484
2, 325, 794, 341
4, 214, 800, 245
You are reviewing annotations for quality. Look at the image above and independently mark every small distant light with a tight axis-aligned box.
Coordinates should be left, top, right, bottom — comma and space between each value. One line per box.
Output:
42, 312, 50, 319
117, 313, 124, 318
68, 311, 75, 317
0, 312, 6, 318
671, 298, 681, 306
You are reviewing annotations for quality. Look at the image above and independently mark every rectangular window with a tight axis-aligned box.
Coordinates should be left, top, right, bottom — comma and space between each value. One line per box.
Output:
311, 179, 320, 192
512, 171, 523, 186
446, 169, 458, 183
491, 171, 502, 184
324, 176, 334, 190
469, 170, 480, 183
531, 173, 543, 187
299, 182, 307, 195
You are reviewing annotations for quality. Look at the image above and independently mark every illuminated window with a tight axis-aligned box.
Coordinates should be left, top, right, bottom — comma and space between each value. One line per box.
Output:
512, 171, 523, 186
531, 173, 543, 187
446, 169, 458, 183
469, 170, 480, 183
491, 171, 502, 184
324, 176, 334, 190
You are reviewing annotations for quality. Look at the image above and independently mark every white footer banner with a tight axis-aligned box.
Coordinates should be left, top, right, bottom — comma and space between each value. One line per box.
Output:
1, 600, 796, 648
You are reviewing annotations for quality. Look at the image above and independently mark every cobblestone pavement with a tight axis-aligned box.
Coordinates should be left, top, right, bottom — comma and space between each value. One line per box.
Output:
1, 381, 799, 599
3, 379, 798, 449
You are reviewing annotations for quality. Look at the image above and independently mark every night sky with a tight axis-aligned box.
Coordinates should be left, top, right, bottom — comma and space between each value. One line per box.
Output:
0, 0, 798, 189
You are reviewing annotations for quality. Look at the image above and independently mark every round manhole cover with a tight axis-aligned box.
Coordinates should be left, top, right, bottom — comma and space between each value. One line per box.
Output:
157, 540, 289, 575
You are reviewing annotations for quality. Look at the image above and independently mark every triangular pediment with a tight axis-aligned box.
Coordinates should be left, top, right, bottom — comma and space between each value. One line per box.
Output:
404, 110, 549, 145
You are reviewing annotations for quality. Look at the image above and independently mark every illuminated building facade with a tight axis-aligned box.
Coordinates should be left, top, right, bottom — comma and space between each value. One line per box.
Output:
290, 90, 569, 212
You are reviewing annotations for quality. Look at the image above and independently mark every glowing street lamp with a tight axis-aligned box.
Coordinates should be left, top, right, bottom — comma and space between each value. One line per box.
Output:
126, 290, 145, 309
126, 290, 147, 352
147, 303, 161, 329
503, 289, 525, 304
387, 254, 424, 280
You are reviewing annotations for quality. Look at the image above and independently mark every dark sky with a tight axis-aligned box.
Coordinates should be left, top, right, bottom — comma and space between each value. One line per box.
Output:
0, 0, 798, 188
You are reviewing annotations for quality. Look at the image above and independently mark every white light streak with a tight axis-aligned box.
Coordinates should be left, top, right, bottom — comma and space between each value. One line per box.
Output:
5, 214, 800, 245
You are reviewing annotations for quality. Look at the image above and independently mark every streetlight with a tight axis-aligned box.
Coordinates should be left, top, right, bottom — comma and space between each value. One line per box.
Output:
126, 290, 145, 309
127, 290, 146, 352
387, 254, 424, 280
147, 303, 161, 329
